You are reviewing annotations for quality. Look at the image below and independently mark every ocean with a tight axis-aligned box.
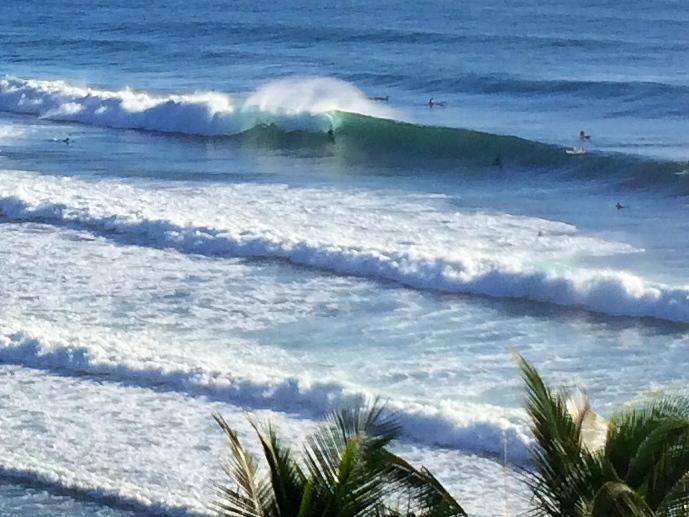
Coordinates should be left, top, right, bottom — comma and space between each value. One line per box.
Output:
1, 0, 688, 515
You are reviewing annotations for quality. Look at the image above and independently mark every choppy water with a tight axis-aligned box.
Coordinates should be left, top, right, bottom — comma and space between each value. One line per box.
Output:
1, 0, 689, 515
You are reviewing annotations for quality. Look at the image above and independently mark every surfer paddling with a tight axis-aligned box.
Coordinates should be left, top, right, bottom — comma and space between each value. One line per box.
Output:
369, 95, 389, 102
579, 130, 591, 141
616, 202, 625, 210
427, 97, 446, 108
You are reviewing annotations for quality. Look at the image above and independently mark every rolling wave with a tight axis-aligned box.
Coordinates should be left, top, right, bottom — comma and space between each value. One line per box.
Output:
0, 464, 202, 517
0, 75, 685, 189
0, 75, 392, 136
0, 328, 531, 462
1, 192, 689, 324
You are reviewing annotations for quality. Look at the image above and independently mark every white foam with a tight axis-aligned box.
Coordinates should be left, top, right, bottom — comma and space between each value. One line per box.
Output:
0, 464, 202, 516
0, 324, 531, 462
0, 124, 23, 139
0, 171, 686, 323
0, 76, 393, 136
245, 76, 394, 120
0, 363, 527, 517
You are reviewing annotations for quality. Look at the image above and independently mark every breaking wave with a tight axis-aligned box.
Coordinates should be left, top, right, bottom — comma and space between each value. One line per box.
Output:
1, 192, 689, 324
0, 327, 531, 462
0, 75, 393, 136
0, 465, 202, 516
1, 75, 687, 189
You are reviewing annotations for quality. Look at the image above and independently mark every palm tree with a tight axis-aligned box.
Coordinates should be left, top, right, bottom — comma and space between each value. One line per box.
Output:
518, 354, 689, 517
212, 400, 467, 517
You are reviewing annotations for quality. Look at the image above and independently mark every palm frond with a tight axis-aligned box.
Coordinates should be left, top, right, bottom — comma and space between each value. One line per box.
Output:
385, 451, 467, 516
606, 395, 689, 480
328, 397, 401, 452
625, 418, 689, 487
586, 481, 654, 517
250, 419, 307, 516
518, 354, 587, 516
657, 471, 689, 517
518, 354, 620, 516
212, 413, 274, 517
213, 401, 467, 517
303, 416, 390, 516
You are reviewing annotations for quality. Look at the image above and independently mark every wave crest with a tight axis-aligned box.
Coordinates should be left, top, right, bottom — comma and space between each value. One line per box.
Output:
1, 183, 688, 323
0, 75, 393, 136
2, 75, 687, 190
0, 326, 530, 461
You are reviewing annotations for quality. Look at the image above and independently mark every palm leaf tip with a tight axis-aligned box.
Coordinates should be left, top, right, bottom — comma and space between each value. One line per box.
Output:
589, 481, 654, 517
249, 418, 306, 516
211, 401, 468, 517
212, 413, 273, 517
328, 397, 401, 449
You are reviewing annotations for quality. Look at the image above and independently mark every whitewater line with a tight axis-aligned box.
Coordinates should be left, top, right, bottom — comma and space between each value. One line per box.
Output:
0, 329, 531, 463
0, 464, 207, 517
0, 75, 394, 136
1, 194, 689, 324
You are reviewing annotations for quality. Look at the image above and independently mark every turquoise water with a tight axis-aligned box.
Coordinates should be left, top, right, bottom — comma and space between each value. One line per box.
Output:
1, 1, 689, 515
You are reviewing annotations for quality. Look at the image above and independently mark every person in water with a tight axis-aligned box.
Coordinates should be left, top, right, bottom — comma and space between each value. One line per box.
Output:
579, 130, 591, 140
616, 202, 625, 210
327, 128, 335, 142
492, 154, 503, 168
428, 97, 434, 108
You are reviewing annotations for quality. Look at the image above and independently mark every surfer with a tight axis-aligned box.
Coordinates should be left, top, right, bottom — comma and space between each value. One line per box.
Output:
579, 130, 591, 141
370, 95, 389, 102
492, 154, 503, 168
616, 202, 625, 210
428, 97, 434, 108
327, 128, 335, 143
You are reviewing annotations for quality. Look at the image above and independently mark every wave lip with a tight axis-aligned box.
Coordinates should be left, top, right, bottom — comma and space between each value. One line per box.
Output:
1, 191, 689, 324
2, 75, 687, 187
0, 76, 240, 135
0, 75, 394, 137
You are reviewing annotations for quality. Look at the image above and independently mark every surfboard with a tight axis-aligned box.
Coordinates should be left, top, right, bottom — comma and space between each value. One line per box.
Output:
565, 147, 586, 155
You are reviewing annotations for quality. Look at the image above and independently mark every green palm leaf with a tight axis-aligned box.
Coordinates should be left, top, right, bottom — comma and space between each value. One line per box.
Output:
518, 354, 619, 516
385, 452, 467, 516
213, 400, 468, 517
250, 419, 307, 516
606, 396, 689, 482
657, 471, 689, 517
586, 481, 654, 517
212, 413, 274, 517
302, 403, 395, 516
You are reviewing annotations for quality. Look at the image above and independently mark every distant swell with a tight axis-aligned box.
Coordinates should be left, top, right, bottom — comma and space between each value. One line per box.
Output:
2, 194, 689, 324
0, 329, 531, 462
